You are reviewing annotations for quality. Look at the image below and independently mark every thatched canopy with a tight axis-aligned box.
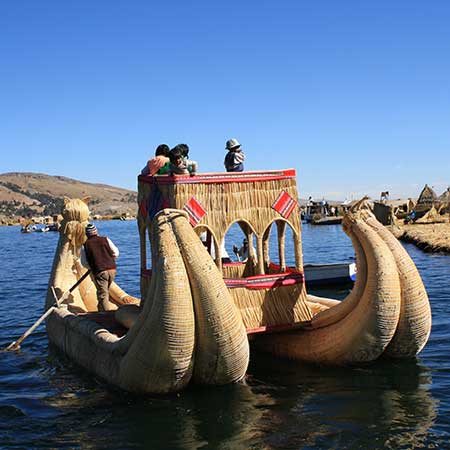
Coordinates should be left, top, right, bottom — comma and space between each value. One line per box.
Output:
138, 170, 303, 281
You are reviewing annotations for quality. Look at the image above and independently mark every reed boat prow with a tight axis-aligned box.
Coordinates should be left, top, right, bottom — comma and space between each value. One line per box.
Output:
46, 198, 249, 393
45, 170, 431, 393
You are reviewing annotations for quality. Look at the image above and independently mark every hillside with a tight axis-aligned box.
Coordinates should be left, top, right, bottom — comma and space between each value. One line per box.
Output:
0, 172, 137, 221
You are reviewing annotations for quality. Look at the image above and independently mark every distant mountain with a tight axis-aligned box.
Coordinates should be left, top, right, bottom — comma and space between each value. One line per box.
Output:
0, 172, 137, 220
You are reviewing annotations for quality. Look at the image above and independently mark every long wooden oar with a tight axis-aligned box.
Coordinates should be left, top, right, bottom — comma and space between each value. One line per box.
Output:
5, 270, 91, 351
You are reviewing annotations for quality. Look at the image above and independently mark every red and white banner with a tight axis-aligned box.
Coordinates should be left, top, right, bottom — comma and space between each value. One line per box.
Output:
271, 190, 297, 219
183, 196, 207, 226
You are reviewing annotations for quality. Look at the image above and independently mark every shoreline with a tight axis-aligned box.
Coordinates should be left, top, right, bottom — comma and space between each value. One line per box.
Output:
0, 216, 137, 227
389, 222, 450, 254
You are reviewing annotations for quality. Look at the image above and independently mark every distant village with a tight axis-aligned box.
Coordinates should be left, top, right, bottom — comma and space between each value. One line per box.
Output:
301, 184, 450, 226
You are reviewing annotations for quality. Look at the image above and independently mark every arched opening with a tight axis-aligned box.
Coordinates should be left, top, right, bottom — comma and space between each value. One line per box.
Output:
264, 219, 301, 274
193, 225, 221, 268
222, 220, 258, 278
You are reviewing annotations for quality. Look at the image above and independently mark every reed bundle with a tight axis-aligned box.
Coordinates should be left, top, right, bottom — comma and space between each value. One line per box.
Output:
362, 210, 431, 357
229, 283, 311, 329
395, 223, 450, 253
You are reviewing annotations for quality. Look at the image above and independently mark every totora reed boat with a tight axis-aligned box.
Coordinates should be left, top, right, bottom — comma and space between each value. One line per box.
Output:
45, 169, 431, 393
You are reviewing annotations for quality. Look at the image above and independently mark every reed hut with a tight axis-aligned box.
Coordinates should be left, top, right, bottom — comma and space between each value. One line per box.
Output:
415, 184, 438, 218
438, 188, 450, 215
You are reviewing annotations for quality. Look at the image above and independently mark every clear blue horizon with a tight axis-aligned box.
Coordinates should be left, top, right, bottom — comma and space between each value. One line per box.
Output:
1, 1, 449, 200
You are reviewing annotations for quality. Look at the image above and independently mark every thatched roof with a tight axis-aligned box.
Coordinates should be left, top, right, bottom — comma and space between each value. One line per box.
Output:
417, 184, 437, 205
438, 188, 450, 203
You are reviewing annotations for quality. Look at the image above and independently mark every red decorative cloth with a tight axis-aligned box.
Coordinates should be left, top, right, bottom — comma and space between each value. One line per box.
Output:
272, 190, 297, 218
183, 196, 207, 226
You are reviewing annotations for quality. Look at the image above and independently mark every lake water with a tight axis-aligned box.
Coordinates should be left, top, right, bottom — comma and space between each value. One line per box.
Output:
1, 221, 449, 449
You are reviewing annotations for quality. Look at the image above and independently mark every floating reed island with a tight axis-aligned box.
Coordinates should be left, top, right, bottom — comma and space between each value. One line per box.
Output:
391, 223, 450, 254
45, 170, 432, 394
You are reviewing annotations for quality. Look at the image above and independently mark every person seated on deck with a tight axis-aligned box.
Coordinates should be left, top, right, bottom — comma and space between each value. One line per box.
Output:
224, 138, 245, 172
81, 224, 120, 312
169, 146, 198, 176
233, 238, 249, 262
140, 144, 170, 176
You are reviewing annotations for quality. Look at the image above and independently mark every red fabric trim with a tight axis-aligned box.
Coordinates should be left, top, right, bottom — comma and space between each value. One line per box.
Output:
225, 272, 304, 289
138, 169, 297, 185
141, 267, 304, 288
183, 196, 207, 226
246, 321, 309, 335
272, 190, 297, 218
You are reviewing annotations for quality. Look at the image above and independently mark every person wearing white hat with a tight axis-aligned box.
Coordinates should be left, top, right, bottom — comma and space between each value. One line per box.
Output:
224, 138, 245, 172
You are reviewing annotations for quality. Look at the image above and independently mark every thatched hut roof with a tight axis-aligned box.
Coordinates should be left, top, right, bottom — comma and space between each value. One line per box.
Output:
417, 184, 437, 206
438, 188, 450, 203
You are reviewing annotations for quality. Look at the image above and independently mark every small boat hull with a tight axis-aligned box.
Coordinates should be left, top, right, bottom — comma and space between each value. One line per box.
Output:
304, 262, 356, 286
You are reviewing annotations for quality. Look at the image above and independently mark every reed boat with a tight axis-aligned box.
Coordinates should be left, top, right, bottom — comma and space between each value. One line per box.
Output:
45, 169, 431, 393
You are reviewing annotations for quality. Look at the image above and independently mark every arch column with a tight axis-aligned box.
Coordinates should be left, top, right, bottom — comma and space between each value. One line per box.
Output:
276, 220, 287, 272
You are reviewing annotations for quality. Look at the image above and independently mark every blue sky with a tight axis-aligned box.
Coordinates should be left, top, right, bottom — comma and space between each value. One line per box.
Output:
1, 1, 449, 200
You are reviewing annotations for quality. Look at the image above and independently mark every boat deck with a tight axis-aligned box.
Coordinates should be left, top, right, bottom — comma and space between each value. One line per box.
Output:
78, 311, 128, 337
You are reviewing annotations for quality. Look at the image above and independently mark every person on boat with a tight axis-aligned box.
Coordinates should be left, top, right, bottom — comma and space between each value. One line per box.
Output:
224, 138, 245, 172
82, 223, 120, 311
178, 143, 190, 160
233, 238, 249, 262
140, 144, 170, 176
198, 231, 232, 263
169, 146, 198, 176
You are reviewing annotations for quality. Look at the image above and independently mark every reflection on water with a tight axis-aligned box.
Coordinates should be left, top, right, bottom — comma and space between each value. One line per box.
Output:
247, 354, 439, 449
0, 222, 449, 448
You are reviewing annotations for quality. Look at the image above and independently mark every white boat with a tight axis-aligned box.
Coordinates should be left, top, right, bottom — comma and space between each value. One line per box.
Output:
304, 262, 356, 286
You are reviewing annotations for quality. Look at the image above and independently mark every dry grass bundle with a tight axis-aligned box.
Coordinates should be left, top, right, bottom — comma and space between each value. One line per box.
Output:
395, 223, 450, 253
229, 283, 311, 329
169, 210, 249, 385
253, 215, 402, 364
363, 211, 431, 357
415, 206, 447, 224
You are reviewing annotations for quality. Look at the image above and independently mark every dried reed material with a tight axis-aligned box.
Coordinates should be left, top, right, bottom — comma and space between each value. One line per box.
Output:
392, 223, 450, 253
150, 176, 303, 270
46, 202, 196, 393
46, 198, 91, 313
253, 216, 402, 364
309, 224, 368, 329
415, 206, 447, 224
117, 211, 195, 392
363, 212, 432, 357
229, 284, 311, 329
168, 210, 249, 385
109, 283, 140, 306
305, 300, 329, 316
222, 264, 247, 279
